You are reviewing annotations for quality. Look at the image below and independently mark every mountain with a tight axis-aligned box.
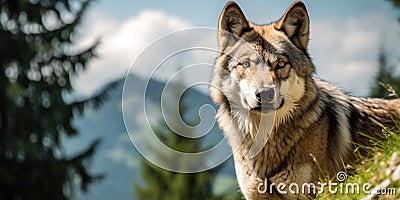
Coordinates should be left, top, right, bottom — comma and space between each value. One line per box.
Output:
64, 74, 237, 200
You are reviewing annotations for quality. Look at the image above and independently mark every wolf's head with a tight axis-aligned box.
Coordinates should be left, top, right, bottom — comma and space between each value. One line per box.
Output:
211, 1, 314, 124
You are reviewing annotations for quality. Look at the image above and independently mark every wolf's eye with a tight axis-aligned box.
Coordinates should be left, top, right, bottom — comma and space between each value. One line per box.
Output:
276, 61, 286, 69
241, 60, 250, 68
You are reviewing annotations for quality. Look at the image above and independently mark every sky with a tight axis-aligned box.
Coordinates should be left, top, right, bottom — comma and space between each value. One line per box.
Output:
72, 0, 400, 97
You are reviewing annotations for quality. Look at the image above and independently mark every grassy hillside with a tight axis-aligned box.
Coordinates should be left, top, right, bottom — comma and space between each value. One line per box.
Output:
317, 119, 400, 200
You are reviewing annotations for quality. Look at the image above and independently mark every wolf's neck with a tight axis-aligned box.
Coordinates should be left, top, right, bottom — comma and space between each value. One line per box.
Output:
227, 108, 294, 177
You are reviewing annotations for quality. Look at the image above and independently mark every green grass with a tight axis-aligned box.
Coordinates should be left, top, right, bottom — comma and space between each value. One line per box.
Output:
316, 119, 400, 200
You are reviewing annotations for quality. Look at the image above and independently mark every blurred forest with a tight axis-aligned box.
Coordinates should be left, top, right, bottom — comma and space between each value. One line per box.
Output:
369, 0, 400, 97
370, 48, 400, 98
0, 0, 115, 199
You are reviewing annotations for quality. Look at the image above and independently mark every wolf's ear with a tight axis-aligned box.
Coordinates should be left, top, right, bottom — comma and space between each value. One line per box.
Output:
275, 1, 310, 50
218, 2, 249, 49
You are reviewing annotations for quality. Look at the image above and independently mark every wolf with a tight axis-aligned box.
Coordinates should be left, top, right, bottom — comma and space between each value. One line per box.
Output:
210, 1, 400, 199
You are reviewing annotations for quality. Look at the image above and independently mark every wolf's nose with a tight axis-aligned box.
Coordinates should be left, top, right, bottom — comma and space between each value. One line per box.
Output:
255, 87, 275, 103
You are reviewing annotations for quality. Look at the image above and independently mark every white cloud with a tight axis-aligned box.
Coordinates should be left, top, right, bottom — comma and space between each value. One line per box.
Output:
72, 10, 192, 96
75, 10, 117, 50
309, 12, 400, 96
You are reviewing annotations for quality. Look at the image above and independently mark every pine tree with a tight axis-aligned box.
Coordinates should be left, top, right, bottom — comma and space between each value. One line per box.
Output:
134, 81, 224, 200
133, 126, 217, 200
388, 0, 400, 11
369, 48, 400, 99
0, 0, 114, 199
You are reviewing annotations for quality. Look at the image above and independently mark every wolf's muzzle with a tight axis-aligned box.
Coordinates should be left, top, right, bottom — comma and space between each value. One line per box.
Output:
254, 87, 276, 112
255, 87, 275, 104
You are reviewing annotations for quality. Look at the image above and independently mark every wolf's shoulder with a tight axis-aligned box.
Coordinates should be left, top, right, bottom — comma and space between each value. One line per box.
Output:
312, 77, 350, 100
